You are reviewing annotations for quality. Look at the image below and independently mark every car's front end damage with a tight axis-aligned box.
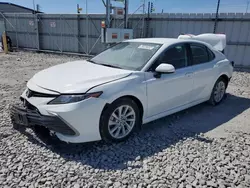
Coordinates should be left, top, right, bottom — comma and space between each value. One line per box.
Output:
11, 97, 76, 136
10, 86, 107, 143
10, 59, 135, 143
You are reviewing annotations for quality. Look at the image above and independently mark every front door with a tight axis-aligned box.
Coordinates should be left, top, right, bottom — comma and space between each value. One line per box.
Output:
145, 43, 194, 118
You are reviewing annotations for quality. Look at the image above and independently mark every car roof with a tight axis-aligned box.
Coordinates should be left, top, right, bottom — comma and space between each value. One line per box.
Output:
125, 38, 179, 44
125, 38, 210, 47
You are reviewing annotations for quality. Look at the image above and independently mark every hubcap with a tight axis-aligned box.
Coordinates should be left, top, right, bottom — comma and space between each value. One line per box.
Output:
108, 105, 136, 139
214, 81, 226, 103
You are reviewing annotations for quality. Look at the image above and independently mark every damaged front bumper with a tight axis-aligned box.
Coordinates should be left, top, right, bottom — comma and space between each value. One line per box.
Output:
10, 99, 76, 136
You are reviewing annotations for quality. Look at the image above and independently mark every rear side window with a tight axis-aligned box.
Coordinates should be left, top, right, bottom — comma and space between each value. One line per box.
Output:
190, 44, 209, 65
207, 48, 215, 61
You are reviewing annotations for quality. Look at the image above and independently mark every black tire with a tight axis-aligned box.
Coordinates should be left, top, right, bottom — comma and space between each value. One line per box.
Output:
208, 77, 228, 106
100, 98, 141, 142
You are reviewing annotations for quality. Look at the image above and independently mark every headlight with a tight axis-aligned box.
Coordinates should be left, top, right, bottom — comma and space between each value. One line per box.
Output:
48, 92, 103, 104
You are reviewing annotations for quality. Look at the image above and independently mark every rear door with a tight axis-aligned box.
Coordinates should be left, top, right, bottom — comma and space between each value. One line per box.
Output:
188, 43, 217, 102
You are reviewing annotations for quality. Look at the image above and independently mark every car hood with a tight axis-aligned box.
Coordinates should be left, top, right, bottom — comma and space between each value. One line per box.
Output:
29, 60, 133, 93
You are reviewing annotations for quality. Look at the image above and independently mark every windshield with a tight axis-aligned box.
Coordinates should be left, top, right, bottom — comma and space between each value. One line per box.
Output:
90, 42, 161, 70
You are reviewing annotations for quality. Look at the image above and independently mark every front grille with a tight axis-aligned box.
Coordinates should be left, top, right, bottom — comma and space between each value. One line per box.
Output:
25, 100, 37, 111
26, 89, 58, 98
20, 98, 38, 111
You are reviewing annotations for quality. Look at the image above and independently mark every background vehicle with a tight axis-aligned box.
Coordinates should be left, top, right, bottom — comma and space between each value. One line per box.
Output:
10, 34, 233, 143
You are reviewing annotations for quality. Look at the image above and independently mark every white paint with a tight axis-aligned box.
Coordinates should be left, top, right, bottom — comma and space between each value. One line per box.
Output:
29, 60, 133, 93
178, 33, 227, 51
22, 38, 233, 143
155, 63, 175, 73
138, 45, 156, 50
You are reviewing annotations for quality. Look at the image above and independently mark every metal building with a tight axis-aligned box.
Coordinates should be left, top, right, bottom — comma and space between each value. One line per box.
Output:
0, 2, 41, 13
0, 2, 42, 34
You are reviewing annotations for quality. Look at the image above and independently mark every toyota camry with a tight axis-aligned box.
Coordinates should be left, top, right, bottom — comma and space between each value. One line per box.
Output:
10, 34, 234, 143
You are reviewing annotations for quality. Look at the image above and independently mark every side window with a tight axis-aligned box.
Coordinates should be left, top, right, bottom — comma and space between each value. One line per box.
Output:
190, 44, 209, 65
158, 44, 188, 69
207, 48, 215, 61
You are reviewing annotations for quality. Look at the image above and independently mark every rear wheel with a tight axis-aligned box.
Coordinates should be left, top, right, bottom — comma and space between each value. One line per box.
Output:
100, 98, 141, 142
208, 77, 227, 105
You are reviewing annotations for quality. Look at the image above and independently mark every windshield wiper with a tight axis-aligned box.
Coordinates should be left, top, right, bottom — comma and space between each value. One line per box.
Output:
98, 63, 122, 69
87, 59, 97, 64
87, 59, 122, 69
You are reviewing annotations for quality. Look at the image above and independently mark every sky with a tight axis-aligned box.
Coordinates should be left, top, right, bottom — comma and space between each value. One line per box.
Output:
0, 0, 249, 14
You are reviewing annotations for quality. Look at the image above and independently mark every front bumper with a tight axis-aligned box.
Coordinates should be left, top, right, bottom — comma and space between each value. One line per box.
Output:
10, 100, 76, 136
10, 88, 106, 143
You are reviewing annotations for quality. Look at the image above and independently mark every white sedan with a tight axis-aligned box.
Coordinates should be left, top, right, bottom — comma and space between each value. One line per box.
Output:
11, 34, 234, 143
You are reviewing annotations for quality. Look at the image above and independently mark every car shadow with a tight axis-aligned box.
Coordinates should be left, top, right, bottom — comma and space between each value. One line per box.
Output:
22, 93, 250, 170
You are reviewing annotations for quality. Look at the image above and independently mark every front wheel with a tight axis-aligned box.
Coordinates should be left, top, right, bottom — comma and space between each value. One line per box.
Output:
100, 98, 141, 142
208, 77, 227, 105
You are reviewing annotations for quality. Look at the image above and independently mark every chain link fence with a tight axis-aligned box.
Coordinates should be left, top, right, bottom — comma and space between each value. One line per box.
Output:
1, 12, 250, 67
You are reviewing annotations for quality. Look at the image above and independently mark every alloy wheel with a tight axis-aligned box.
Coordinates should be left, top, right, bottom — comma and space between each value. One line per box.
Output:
214, 81, 226, 103
108, 105, 136, 139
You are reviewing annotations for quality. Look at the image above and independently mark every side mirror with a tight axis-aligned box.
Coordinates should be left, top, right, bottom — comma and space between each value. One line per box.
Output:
155, 63, 175, 74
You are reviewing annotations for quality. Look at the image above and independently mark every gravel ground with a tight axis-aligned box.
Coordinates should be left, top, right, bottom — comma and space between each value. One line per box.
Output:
0, 52, 250, 188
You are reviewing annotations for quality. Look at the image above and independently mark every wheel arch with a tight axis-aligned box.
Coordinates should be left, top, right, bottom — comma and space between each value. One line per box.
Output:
217, 73, 230, 88
101, 95, 144, 122
99, 95, 145, 140
208, 73, 230, 103
208, 73, 229, 105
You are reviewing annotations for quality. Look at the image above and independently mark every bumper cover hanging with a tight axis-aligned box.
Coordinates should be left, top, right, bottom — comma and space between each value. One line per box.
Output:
10, 102, 76, 136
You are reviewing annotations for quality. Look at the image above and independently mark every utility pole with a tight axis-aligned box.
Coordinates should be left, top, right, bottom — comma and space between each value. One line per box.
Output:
36, 4, 40, 12
142, 0, 145, 14
124, 0, 128, 28
77, 4, 81, 53
141, 0, 146, 37
106, 0, 111, 28
147, 1, 150, 20
86, 0, 89, 54
77, 4, 79, 13
146, 1, 150, 37
146, 1, 154, 37
86, 0, 88, 15
213, 0, 220, 33
32, 0, 36, 14
77, 4, 83, 13
246, 1, 249, 13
